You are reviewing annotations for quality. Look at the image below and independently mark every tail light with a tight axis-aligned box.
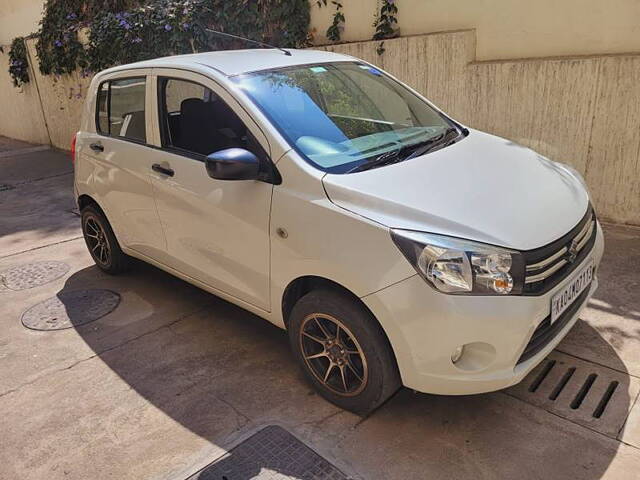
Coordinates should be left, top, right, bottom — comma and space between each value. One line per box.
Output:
71, 133, 77, 165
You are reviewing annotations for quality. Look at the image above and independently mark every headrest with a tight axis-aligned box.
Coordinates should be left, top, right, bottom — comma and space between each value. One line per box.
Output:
180, 98, 208, 117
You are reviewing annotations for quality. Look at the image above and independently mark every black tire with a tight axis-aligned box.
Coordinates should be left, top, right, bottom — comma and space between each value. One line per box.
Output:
81, 204, 131, 275
288, 289, 401, 415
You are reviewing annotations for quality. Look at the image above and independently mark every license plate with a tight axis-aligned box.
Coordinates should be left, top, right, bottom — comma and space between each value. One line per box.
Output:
551, 259, 594, 323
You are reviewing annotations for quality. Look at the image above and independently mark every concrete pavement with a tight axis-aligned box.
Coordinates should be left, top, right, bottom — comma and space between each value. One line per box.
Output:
1, 138, 639, 479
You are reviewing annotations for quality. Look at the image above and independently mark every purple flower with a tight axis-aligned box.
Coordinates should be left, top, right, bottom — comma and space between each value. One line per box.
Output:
66, 12, 77, 20
132, 37, 143, 44
54, 40, 63, 47
164, 24, 173, 31
119, 19, 131, 29
182, 22, 190, 29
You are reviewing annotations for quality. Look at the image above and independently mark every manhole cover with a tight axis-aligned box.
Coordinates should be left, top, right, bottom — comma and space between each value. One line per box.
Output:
21, 289, 120, 331
506, 351, 640, 438
1, 261, 70, 291
188, 425, 348, 480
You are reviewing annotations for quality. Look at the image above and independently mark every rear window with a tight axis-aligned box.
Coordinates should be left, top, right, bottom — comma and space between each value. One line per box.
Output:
95, 77, 147, 143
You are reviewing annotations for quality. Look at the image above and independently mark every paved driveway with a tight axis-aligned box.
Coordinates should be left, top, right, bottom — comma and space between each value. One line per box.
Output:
1, 139, 640, 479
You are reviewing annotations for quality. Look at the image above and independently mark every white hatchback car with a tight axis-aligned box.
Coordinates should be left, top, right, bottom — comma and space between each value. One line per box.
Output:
74, 48, 604, 414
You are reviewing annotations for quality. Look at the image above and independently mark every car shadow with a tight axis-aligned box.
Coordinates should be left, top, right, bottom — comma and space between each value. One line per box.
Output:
53, 255, 633, 479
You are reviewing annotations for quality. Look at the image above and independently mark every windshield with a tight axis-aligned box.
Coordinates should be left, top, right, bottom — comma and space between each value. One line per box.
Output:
233, 62, 461, 173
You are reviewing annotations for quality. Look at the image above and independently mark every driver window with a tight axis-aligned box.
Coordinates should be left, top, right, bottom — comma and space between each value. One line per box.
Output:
159, 77, 256, 157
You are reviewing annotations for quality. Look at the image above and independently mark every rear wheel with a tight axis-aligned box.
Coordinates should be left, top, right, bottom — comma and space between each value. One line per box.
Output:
81, 205, 131, 274
288, 289, 401, 415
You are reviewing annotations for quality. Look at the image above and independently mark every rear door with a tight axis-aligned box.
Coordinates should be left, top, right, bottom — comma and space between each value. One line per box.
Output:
82, 71, 167, 260
147, 69, 273, 311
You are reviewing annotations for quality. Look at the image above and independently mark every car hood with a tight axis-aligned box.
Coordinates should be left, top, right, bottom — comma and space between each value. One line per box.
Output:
322, 130, 590, 251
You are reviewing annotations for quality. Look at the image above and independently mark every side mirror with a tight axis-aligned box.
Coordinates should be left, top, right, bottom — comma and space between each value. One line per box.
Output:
205, 148, 260, 181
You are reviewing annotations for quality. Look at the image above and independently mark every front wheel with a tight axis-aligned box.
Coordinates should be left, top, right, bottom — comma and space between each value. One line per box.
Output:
288, 289, 401, 415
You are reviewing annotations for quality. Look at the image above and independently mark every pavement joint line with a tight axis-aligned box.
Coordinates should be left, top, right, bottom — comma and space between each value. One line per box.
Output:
501, 389, 640, 451
292, 408, 365, 450
0, 235, 84, 260
214, 394, 253, 427
0, 145, 50, 158
296, 408, 346, 430
0, 304, 210, 400
617, 388, 640, 440
555, 347, 640, 380
348, 385, 405, 431
600, 220, 640, 231
7, 171, 73, 187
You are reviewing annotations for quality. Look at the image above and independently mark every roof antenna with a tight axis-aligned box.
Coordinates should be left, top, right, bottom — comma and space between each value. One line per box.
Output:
205, 29, 292, 56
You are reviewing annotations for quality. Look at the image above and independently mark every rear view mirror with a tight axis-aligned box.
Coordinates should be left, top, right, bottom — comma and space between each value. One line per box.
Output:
205, 148, 260, 181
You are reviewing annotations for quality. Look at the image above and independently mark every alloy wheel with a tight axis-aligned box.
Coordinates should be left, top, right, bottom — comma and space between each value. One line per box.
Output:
299, 313, 368, 396
84, 215, 111, 267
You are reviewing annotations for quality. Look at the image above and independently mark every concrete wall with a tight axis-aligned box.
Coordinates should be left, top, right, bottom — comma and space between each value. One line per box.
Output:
0, 0, 44, 45
23, 37, 92, 150
4, 0, 640, 60
0, 30, 638, 225
311, 0, 640, 61
320, 31, 640, 226
0, 44, 50, 145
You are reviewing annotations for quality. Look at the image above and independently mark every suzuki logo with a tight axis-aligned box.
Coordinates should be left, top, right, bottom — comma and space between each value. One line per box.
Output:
567, 240, 579, 263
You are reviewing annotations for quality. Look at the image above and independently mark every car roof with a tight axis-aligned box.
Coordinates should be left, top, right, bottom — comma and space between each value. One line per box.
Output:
100, 48, 356, 77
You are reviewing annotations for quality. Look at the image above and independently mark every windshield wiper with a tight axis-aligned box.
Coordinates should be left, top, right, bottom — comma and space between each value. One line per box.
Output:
347, 148, 404, 173
347, 127, 460, 173
402, 127, 459, 162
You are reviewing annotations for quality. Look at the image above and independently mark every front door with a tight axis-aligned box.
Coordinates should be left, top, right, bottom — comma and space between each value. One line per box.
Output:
148, 70, 273, 311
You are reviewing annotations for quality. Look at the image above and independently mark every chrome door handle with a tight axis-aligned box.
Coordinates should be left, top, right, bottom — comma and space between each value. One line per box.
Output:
152, 163, 174, 177
90, 142, 104, 152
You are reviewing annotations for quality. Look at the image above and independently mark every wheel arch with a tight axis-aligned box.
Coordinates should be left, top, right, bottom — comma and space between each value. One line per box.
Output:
77, 193, 99, 212
281, 275, 399, 366
77, 194, 124, 245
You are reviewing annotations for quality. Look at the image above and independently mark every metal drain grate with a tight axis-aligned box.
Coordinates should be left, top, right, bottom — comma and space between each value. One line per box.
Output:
1, 261, 70, 291
507, 351, 640, 438
0, 183, 15, 192
188, 426, 348, 480
21, 289, 120, 331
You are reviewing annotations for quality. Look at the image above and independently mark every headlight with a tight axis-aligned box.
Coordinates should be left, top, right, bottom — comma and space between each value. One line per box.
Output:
391, 230, 525, 295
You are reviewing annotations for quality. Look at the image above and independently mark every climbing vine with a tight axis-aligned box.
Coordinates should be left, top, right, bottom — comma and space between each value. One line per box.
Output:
35, 0, 132, 76
7, 0, 406, 86
19, 0, 310, 83
327, 2, 345, 42
8, 37, 30, 87
317, 0, 345, 42
372, 0, 399, 54
86, 2, 212, 72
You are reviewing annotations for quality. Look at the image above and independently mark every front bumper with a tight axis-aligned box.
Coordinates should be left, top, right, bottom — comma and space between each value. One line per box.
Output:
361, 222, 605, 395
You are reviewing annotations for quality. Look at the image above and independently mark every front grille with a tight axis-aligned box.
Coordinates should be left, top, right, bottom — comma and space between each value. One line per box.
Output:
522, 206, 596, 295
517, 287, 590, 364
